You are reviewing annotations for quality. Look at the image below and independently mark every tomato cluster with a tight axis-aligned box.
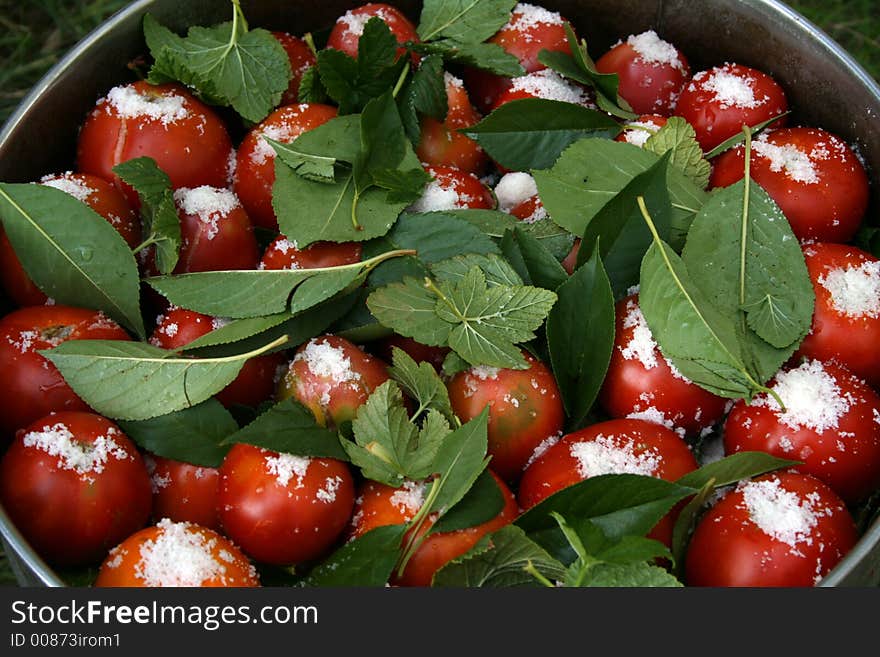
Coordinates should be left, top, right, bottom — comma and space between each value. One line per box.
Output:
0, 0, 877, 589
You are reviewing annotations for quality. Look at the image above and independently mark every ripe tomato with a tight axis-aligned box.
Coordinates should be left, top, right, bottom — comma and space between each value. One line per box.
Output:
447, 352, 564, 483
372, 334, 449, 372
145, 454, 221, 530
685, 471, 857, 587
795, 243, 880, 386
260, 236, 362, 270
675, 62, 788, 151
277, 335, 390, 427
416, 73, 488, 176
615, 114, 668, 147
709, 127, 869, 243
0, 411, 151, 566
494, 171, 547, 223
407, 165, 495, 213
217, 443, 355, 565
517, 418, 698, 546
149, 307, 284, 408
724, 359, 880, 503
0, 172, 139, 308
462, 3, 572, 113
595, 30, 690, 115
326, 3, 419, 60
76, 81, 233, 205
490, 69, 594, 111
599, 294, 728, 436
273, 31, 317, 106
233, 103, 338, 231
95, 519, 259, 587
0, 305, 131, 437
348, 469, 519, 586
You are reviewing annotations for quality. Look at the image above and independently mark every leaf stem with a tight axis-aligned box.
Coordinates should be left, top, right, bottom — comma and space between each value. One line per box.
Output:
350, 188, 362, 230
392, 61, 411, 99
230, 0, 247, 38
423, 277, 464, 321
740, 125, 752, 310
396, 476, 441, 577
523, 560, 556, 588
132, 234, 160, 255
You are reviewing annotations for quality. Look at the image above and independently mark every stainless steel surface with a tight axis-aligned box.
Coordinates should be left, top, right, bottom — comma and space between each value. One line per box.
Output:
0, 0, 878, 586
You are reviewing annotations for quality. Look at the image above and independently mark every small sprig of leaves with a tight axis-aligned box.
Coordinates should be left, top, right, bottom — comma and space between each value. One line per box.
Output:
643, 117, 712, 190
143, 1, 292, 123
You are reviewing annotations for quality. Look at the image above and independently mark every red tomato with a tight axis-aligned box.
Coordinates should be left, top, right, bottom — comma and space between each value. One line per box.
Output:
723, 359, 880, 503
416, 73, 488, 176
149, 307, 284, 408
685, 471, 857, 587
348, 470, 519, 586
795, 243, 880, 386
372, 334, 450, 372
675, 63, 788, 151
273, 32, 317, 106
95, 519, 259, 587
326, 3, 419, 60
447, 353, 564, 483
595, 31, 690, 116
709, 127, 869, 243
599, 294, 728, 436
561, 239, 581, 275
462, 3, 572, 113
76, 81, 233, 205
517, 418, 698, 546
233, 103, 338, 231
494, 171, 547, 223
217, 443, 355, 565
277, 335, 390, 427
615, 114, 668, 147
0, 172, 140, 308
407, 165, 495, 212
0, 411, 151, 565
260, 235, 362, 271
490, 69, 594, 111
145, 454, 221, 530
0, 305, 131, 437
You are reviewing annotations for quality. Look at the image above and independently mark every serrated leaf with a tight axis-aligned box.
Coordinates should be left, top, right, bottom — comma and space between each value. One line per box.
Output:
297, 65, 328, 104
568, 561, 683, 587
432, 525, 566, 587
397, 53, 447, 144
386, 212, 501, 263
505, 225, 568, 291
0, 183, 145, 338
222, 397, 348, 460
430, 252, 522, 287
428, 407, 490, 515
367, 277, 453, 347
118, 399, 237, 467
412, 40, 524, 76
266, 137, 337, 182
301, 525, 406, 587
450, 210, 575, 261
41, 335, 287, 421
388, 347, 455, 421
643, 117, 711, 189
417, 0, 518, 43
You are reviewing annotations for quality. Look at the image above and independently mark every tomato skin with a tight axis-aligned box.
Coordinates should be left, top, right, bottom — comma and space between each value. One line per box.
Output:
416, 75, 488, 176
408, 165, 495, 212
0, 411, 152, 566
0, 305, 131, 437
277, 335, 390, 428
233, 103, 338, 231
349, 470, 519, 586
326, 3, 419, 60
273, 32, 317, 106
0, 172, 140, 308
447, 353, 564, 483
372, 334, 450, 372
795, 243, 880, 386
95, 520, 259, 587
517, 418, 698, 546
685, 471, 857, 587
217, 443, 355, 565
260, 236, 362, 270
561, 239, 581, 275
709, 127, 869, 243
595, 35, 690, 116
146, 454, 221, 530
76, 81, 233, 205
599, 294, 728, 436
675, 63, 788, 151
723, 359, 880, 504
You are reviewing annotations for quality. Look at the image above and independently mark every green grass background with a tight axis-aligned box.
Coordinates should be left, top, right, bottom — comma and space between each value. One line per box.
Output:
0, 0, 877, 585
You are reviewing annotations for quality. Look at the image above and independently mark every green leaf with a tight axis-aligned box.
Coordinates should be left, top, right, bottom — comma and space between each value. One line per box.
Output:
579, 152, 672, 298
0, 183, 145, 338
676, 451, 800, 490
417, 0, 518, 43
41, 335, 287, 421
546, 244, 615, 430
397, 53, 447, 144
222, 397, 348, 460
533, 138, 708, 250
432, 525, 566, 587
117, 399, 237, 467
266, 137, 337, 183
569, 562, 683, 587
144, 9, 291, 123
388, 347, 455, 422
146, 250, 408, 319
505, 225, 568, 291
411, 40, 524, 76
430, 253, 522, 287
430, 469, 506, 534
643, 117, 712, 189
462, 98, 620, 171
428, 408, 491, 515
367, 276, 452, 348
386, 212, 501, 263
297, 65, 328, 104
451, 209, 575, 261
301, 525, 406, 587
112, 157, 181, 274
